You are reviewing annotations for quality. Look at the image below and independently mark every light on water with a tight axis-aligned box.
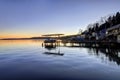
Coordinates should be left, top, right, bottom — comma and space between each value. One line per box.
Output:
0, 40, 120, 80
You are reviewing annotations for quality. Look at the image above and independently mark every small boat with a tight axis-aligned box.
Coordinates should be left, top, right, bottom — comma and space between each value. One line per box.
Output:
44, 39, 56, 43
42, 38, 63, 56
42, 39, 57, 48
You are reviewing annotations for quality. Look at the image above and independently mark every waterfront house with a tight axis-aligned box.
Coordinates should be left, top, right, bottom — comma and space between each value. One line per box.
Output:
106, 24, 120, 42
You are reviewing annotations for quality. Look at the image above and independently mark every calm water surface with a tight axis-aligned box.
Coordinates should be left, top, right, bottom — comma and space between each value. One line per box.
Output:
0, 40, 120, 80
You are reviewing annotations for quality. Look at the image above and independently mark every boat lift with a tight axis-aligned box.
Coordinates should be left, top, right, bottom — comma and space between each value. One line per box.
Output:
42, 34, 64, 56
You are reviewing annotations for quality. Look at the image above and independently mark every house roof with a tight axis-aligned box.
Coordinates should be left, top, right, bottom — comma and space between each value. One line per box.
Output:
107, 24, 120, 31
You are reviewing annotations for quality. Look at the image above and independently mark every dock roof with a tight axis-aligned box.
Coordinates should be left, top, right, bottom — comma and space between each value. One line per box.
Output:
42, 34, 64, 37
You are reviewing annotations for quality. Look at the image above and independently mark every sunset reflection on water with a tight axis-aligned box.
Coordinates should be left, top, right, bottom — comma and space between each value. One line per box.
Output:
0, 40, 120, 80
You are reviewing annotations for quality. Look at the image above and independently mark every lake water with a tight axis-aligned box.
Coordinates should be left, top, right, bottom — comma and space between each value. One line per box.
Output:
0, 40, 120, 80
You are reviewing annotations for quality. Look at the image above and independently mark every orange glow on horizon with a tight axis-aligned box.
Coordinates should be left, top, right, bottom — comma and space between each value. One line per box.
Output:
0, 32, 76, 39
0, 39, 44, 48
0, 34, 35, 39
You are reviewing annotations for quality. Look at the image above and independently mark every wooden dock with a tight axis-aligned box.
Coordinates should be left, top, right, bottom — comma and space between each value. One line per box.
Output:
61, 40, 120, 48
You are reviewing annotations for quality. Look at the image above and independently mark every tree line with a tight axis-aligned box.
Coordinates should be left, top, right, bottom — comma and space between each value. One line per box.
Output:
86, 12, 120, 34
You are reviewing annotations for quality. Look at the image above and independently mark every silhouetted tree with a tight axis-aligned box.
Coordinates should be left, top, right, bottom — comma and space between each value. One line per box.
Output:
83, 12, 120, 40
116, 12, 120, 24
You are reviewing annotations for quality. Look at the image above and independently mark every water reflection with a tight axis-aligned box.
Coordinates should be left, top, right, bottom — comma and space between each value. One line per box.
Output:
44, 46, 57, 51
43, 44, 64, 56
43, 52, 64, 56
87, 47, 120, 65
0, 40, 120, 80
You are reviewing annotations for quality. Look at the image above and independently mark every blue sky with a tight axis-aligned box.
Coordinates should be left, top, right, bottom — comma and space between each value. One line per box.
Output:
0, 0, 120, 38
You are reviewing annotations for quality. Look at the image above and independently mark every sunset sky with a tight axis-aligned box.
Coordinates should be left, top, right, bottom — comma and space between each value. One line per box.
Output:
0, 0, 120, 38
